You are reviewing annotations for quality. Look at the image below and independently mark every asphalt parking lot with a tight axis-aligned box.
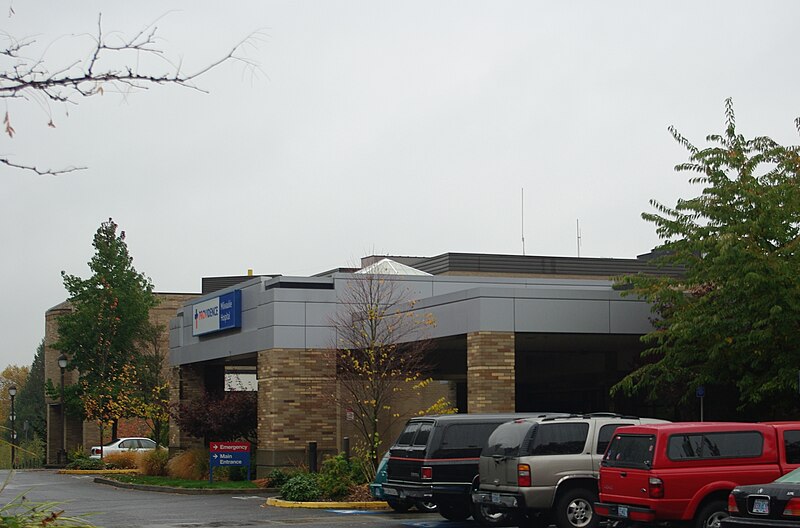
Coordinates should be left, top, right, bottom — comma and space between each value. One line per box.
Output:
0, 470, 476, 528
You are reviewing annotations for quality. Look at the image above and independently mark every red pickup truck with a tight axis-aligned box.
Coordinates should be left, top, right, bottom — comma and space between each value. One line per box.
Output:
595, 422, 800, 528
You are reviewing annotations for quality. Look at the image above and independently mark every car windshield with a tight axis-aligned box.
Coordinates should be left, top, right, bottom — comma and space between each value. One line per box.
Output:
103, 439, 121, 447
776, 467, 800, 484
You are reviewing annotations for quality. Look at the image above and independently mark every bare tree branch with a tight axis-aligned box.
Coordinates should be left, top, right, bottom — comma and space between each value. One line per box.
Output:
0, 157, 85, 176
1, 13, 264, 176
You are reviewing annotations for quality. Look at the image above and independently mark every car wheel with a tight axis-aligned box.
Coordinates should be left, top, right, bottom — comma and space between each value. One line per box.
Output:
554, 488, 599, 528
694, 500, 728, 528
386, 498, 413, 513
472, 501, 515, 526
415, 500, 438, 513
439, 503, 473, 521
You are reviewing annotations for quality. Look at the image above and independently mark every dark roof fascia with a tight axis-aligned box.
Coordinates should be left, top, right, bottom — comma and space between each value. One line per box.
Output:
412, 252, 683, 277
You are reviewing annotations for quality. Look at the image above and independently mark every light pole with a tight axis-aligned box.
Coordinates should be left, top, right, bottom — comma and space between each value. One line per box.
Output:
58, 354, 68, 465
8, 385, 16, 469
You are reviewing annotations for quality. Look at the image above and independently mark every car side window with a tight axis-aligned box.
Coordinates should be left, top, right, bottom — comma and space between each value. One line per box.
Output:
142, 439, 156, 449
529, 423, 589, 456
119, 440, 132, 449
596, 424, 632, 454
667, 431, 763, 460
785, 431, 800, 464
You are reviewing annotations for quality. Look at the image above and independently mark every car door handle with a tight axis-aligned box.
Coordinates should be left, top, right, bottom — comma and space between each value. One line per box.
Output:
620, 472, 627, 477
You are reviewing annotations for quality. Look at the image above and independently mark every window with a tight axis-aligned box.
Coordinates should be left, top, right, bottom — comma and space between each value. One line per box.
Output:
118, 440, 134, 449
441, 423, 502, 450
528, 423, 589, 456
413, 423, 433, 447
667, 431, 763, 460
396, 423, 421, 445
140, 439, 156, 449
596, 424, 633, 454
484, 421, 534, 458
603, 434, 655, 469
785, 431, 800, 464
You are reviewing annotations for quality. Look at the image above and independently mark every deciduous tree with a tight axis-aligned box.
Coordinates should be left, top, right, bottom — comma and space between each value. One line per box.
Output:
328, 274, 443, 473
613, 99, 800, 417
55, 218, 157, 440
174, 390, 257, 445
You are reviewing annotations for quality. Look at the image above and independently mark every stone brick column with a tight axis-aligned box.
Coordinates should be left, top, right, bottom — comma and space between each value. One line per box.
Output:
168, 363, 207, 453
467, 331, 516, 413
257, 348, 336, 476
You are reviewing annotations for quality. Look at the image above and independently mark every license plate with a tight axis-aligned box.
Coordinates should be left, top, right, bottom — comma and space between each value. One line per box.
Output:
383, 487, 398, 496
492, 493, 500, 504
617, 506, 628, 518
752, 498, 770, 514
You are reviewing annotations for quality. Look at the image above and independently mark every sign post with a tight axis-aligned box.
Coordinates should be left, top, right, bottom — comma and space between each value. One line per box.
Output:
209, 441, 251, 483
696, 386, 705, 422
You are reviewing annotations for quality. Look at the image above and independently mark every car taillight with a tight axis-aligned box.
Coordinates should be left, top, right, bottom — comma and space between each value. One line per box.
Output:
648, 477, 664, 498
727, 494, 738, 513
784, 498, 800, 516
421, 466, 432, 480
518, 464, 531, 487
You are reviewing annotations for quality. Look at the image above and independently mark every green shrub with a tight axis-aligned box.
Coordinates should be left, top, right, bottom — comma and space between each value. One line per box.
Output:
65, 457, 105, 470
266, 468, 293, 488
280, 473, 322, 502
139, 448, 169, 476
318, 454, 356, 500
67, 445, 88, 463
228, 466, 245, 481
166, 449, 208, 480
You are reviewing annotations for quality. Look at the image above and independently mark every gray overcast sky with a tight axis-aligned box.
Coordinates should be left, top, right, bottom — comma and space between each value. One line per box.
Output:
2, 1, 799, 368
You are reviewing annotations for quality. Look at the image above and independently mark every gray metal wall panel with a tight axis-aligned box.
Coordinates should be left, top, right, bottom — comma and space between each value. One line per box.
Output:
273, 325, 307, 349
424, 299, 471, 338
305, 302, 337, 327
306, 326, 335, 349
609, 300, 653, 334
274, 302, 306, 327
477, 297, 515, 331
514, 298, 610, 333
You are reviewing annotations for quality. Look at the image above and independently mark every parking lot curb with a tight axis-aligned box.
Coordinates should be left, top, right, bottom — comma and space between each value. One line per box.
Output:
93, 477, 277, 495
265, 497, 390, 510
59, 469, 139, 475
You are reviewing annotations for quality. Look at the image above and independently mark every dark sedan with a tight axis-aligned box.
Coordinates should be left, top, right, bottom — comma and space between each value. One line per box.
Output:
722, 468, 800, 528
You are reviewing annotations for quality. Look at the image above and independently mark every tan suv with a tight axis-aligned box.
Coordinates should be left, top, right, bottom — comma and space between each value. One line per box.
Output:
472, 413, 667, 528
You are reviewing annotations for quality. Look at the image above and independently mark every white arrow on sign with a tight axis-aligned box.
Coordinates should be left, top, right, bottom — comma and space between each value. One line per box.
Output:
212, 454, 218, 459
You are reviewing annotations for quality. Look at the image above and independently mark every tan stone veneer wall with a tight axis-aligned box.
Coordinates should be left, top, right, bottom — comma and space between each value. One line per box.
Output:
467, 331, 516, 413
45, 292, 198, 464
256, 348, 336, 475
168, 363, 207, 453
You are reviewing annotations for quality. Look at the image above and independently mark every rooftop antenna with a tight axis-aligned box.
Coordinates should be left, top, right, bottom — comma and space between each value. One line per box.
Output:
576, 218, 582, 257
521, 188, 526, 256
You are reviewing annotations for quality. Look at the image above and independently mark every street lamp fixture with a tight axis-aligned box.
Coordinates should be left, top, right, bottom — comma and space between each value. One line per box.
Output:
8, 385, 16, 469
58, 354, 67, 466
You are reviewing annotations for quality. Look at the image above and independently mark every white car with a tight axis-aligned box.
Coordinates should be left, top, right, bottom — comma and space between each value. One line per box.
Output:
89, 437, 157, 459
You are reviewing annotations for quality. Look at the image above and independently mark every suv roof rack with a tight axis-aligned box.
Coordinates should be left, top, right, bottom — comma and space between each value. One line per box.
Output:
539, 412, 640, 422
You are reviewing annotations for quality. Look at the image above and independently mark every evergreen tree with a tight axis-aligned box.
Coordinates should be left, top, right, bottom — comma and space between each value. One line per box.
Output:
15, 340, 46, 440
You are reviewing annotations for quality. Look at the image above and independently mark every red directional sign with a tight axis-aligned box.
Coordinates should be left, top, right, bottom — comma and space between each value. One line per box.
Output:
209, 441, 250, 453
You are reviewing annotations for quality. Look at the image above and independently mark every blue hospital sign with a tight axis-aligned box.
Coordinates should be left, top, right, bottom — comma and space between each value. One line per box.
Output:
192, 290, 242, 336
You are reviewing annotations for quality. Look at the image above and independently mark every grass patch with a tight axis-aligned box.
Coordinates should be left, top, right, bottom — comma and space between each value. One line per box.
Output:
109, 475, 260, 489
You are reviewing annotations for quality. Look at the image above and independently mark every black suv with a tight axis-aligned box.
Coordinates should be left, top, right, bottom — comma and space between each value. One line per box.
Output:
383, 413, 556, 523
